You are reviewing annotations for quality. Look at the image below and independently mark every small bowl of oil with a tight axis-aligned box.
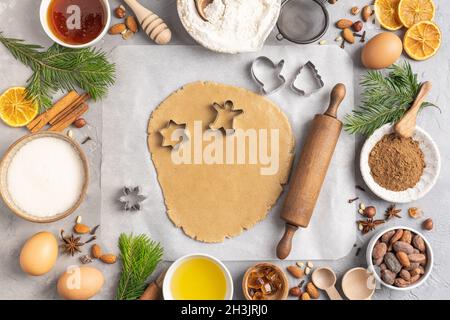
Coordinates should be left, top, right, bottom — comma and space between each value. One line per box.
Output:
163, 253, 233, 300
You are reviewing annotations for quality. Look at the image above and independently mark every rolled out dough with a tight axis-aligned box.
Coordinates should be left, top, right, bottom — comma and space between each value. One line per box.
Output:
147, 82, 294, 242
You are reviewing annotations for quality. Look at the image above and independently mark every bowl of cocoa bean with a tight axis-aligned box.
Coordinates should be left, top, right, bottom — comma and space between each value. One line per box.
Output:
366, 226, 433, 290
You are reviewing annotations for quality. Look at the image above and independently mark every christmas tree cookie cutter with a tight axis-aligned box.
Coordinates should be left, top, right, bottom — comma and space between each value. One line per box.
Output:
251, 56, 286, 95
290, 61, 325, 97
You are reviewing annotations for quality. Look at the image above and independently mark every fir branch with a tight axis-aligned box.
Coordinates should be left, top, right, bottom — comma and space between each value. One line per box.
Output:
0, 32, 115, 111
116, 233, 163, 300
344, 62, 436, 136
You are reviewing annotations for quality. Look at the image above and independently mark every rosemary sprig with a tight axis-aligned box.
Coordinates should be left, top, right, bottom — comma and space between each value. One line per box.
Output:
344, 62, 436, 136
116, 233, 163, 300
0, 32, 115, 112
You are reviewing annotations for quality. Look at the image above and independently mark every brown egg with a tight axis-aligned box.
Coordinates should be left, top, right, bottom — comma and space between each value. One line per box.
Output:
57, 266, 104, 300
19, 231, 58, 276
361, 32, 403, 69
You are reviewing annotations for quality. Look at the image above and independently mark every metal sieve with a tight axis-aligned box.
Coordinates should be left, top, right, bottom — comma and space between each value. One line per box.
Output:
276, 0, 330, 44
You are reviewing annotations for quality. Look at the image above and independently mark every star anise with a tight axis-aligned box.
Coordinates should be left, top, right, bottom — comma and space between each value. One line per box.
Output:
358, 218, 385, 234
60, 229, 96, 256
384, 204, 402, 220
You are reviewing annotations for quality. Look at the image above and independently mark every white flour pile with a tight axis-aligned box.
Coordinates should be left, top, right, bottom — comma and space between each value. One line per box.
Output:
178, 0, 281, 53
6, 137, 85, 217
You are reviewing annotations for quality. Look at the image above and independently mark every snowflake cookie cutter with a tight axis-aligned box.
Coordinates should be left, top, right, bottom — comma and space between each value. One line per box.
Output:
290, 61, 325, 97
251, 56, 286, 95
119, 186, 147, 211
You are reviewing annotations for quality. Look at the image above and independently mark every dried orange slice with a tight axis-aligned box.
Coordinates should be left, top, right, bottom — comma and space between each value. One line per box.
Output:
375, 0, 403, 30
398, 0, 435, 28
0, 87, 38, 127
404, 21, 441, 60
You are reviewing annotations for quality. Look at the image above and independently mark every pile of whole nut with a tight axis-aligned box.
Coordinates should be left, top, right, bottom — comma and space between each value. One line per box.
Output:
373, 228, 428, 288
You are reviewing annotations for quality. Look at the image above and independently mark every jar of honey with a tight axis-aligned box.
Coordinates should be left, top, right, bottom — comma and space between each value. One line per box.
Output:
40, 0, 111, 48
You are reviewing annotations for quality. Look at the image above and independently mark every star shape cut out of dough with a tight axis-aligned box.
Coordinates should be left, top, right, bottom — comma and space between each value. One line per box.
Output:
209, 100, 244, 133
159, 120, 188, 149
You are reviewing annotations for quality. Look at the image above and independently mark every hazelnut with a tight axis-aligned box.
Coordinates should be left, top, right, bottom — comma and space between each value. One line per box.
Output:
328, 0, 337, 4
289, 287, 301, 297
422, 218, 433, 231
74, 118, 87, 128
352, 21, 363, 32
363, 206, 376, 218
114, 5, 127, 19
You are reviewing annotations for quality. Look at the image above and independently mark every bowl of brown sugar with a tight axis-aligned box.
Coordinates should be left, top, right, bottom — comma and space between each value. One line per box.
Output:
360, 124, 440, 203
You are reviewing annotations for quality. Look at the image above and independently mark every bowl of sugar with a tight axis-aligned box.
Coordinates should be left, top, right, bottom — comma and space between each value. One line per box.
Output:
0, 132, 89, 223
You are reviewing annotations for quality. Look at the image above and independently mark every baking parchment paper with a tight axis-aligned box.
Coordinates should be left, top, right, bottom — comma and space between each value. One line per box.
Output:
100, 45, 356, 261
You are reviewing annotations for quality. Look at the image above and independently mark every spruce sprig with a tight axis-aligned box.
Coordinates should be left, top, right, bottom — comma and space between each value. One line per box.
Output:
0, 32, 115, 112
116, 233, 163, 300
344, 62, 436, 136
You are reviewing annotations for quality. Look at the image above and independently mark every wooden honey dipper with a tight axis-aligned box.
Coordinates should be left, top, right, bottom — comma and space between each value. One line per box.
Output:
123, 0, 172, 45
276, 83, 346, 260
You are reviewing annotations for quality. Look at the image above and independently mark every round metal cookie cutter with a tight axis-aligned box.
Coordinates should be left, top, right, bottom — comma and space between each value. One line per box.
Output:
276, 0, 330, 44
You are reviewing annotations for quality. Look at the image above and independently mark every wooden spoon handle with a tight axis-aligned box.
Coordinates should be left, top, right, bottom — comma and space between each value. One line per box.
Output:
139, 270, 166, 300
124, 0, 172, 45
395, 81, 432, 138
325, 286, 343, 300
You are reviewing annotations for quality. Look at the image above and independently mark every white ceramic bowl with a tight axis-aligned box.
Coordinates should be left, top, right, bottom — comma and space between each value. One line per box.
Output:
163, 253, 233, 300
366, 226, 433, 291
40, 0, 111, 48
360, 124, 440, 203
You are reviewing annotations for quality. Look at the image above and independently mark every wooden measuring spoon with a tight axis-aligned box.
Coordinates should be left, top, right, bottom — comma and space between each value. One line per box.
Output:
394, 81, 432, 138
195, 0, 213, 21
311, 267, 343, 300
123, 0, 172, 45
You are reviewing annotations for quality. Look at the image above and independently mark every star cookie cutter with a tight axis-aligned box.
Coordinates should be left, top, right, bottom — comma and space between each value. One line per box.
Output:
159, 120, 189, 149
251, 56, 286, 95
119, 186, 147, 211
209, 100, 244, 134
290, 61, 325, 97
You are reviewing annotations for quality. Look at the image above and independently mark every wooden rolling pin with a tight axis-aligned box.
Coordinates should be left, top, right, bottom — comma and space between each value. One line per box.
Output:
276, 83, 346, 260
123, 0, 172, 45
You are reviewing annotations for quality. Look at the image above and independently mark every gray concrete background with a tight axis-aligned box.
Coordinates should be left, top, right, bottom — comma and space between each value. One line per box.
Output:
0, 0, 449, 300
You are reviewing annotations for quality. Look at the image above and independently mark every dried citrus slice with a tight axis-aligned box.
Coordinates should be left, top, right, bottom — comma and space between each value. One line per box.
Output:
398, 0, 435, 28
404, 21, 441, 60
375, 0, 403, 30
0, 87, 39, 127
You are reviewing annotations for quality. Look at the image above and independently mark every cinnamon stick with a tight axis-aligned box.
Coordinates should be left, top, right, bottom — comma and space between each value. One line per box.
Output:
49, 93, 89, 125
49, 103, 89, 132
27, 91, 79, 133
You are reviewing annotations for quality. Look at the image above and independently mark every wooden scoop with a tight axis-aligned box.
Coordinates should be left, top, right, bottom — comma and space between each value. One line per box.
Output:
394, 81, 432, 138
123, 0, 172, 45
195, 0, 213, 21
276, 84, 346, 260
311, 267, 343, 300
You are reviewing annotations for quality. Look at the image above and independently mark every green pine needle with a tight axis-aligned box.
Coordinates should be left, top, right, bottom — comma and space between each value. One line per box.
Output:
116, 233, 163, 301
0, 32, 115, 112
344, 62, 436, 136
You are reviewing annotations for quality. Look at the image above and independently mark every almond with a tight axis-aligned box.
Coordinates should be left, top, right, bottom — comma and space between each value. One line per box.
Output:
100, 254, 117, 264
362, 5, 372, 22
396, 251, 410, 268
287, 265, 304, 279
109, 23, 127, 35
91, 244, 102, 259
336, 19, 353, 29
73, 223, 90, 234
300, 292, 311, 300
306, 282, 320, 299
342, 28, 355, 44
126, 16, 138, 33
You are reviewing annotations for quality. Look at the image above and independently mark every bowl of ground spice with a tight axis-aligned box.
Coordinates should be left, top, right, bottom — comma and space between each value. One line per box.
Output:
360, 124, 440, 203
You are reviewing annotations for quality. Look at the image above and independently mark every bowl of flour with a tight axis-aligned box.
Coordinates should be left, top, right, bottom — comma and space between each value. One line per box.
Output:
177, 0, 281, 53
0, 132, 89, 223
